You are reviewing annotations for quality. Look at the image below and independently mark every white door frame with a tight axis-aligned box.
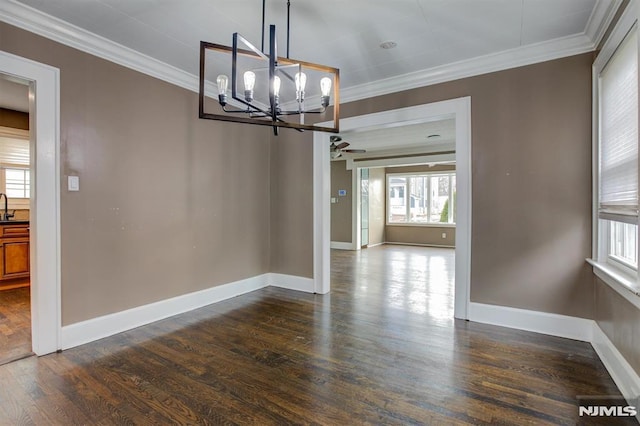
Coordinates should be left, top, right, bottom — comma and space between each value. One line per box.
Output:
0, 50, 61, 355
313, 97, 472, 319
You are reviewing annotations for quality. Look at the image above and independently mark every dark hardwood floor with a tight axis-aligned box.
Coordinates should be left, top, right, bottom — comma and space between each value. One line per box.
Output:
0, 245, 633, 424
0, 286, 32, 365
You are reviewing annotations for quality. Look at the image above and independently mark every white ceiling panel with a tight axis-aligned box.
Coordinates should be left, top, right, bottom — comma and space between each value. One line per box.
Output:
522, 9, 594, 45
93, 0, 160, 16
522, 0, 597, 22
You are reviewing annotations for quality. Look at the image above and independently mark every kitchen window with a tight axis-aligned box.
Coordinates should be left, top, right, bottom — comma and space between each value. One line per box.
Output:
3, 167, 30, 199
387, 172, 456, 225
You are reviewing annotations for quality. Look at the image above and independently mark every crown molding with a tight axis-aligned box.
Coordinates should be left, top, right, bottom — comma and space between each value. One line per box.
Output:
0, 0, 197, 92
0, 0, 621, 106
340, 33, 596, 104
585, 0, 624, 49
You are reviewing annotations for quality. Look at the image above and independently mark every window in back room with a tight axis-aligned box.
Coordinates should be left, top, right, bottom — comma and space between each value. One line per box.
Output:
387, 171, 456, 225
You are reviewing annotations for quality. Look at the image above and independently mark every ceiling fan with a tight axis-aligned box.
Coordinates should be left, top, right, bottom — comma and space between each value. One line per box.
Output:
330, 136, 366, 159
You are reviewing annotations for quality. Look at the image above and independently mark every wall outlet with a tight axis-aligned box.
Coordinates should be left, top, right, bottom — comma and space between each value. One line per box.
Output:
441, 232, 447, 239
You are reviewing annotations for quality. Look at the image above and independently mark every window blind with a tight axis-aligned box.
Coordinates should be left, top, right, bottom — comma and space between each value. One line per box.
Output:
599, 26, 638, 224
0, 136, 29, 166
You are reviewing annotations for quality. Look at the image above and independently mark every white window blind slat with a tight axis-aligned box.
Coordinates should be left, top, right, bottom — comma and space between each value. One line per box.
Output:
599, 26, 638, 222
0, 136, 29, 166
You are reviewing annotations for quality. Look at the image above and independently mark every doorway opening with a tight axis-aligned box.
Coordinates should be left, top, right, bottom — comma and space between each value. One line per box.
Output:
0, 50, 61, 356
314, 97, 471, 319
0, 75, 32, 363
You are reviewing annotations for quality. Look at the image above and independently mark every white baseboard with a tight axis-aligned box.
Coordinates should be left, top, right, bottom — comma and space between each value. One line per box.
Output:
468, 302, 594, 342
592, 323, 640, 406
365, 242, 385, 248
331, 241, 356, 250
385, 241, 455, 249
61, 274, 270, 350
269, 273, 315, 293
468, 303, 640, 414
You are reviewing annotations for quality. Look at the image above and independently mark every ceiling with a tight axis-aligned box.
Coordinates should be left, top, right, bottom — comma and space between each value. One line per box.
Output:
0, 76, 29, 113
336, 118, 455, 159
6, 0, 615, 92
0, 1, 620, 154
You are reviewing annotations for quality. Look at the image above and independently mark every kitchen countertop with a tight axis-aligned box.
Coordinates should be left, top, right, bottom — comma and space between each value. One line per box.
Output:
0, 220, 29, 224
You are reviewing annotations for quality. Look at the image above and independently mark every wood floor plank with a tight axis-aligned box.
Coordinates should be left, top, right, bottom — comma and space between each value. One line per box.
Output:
0, 286, 32, 365
0, 245, 635, 424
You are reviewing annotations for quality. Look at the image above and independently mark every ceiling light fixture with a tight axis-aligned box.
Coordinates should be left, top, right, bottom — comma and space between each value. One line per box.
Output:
379, 41, 397, 50
199, 0, 340, 135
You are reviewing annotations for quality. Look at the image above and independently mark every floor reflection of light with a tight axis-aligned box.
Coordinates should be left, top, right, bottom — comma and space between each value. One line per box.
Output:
343, 246, 456, 327
408, 290, 427, 314
388, 281, 406, 310
426, 254, 454, 320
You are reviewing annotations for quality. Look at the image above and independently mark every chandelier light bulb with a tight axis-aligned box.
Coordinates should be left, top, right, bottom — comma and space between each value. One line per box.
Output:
295, 72, 307, 101
320, 77, 332, 97
216, 74, 229, 106
243, 71, 256, 102
320, 77, 332, 107
273, 75, 282, 97
243, 71, 256, 91
216, 75, 229, 95
295, 72, 307, 91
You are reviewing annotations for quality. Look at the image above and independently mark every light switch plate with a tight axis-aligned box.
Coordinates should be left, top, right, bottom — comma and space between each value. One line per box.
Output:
68, 175, 80, 191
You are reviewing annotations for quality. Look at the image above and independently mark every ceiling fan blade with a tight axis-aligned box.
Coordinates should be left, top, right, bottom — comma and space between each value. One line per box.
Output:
344, 149, 366, 153
336, 142, 350, 150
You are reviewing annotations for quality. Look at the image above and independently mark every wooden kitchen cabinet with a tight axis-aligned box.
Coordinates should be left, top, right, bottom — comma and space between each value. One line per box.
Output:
0, 222, 30, 286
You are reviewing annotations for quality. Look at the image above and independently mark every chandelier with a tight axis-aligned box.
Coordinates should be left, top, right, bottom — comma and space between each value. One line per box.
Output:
198, 0, 340, 135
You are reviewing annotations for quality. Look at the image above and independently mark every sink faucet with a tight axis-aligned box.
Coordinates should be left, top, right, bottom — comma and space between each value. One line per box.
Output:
0, 193, 13, 221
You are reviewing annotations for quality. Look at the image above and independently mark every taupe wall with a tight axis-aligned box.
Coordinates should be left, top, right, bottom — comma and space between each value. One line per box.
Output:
330, 160, 353, 243
269, 133, 313, 278
368, 167, 385, 246
595, 277, 640, 374
1, 22, 272, 325
386, 226, 455, 246
273, 53, 594, 319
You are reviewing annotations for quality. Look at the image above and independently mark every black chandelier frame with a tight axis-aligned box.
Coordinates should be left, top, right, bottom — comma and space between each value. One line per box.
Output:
198, 2, 340, 134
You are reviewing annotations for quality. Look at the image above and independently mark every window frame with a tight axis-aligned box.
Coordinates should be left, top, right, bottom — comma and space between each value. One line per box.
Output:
602, 219, 637, 275
0, 127, 30, 210
591, 3, 640, 298
386, 171, 456, 227
1, 165, 30, 199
